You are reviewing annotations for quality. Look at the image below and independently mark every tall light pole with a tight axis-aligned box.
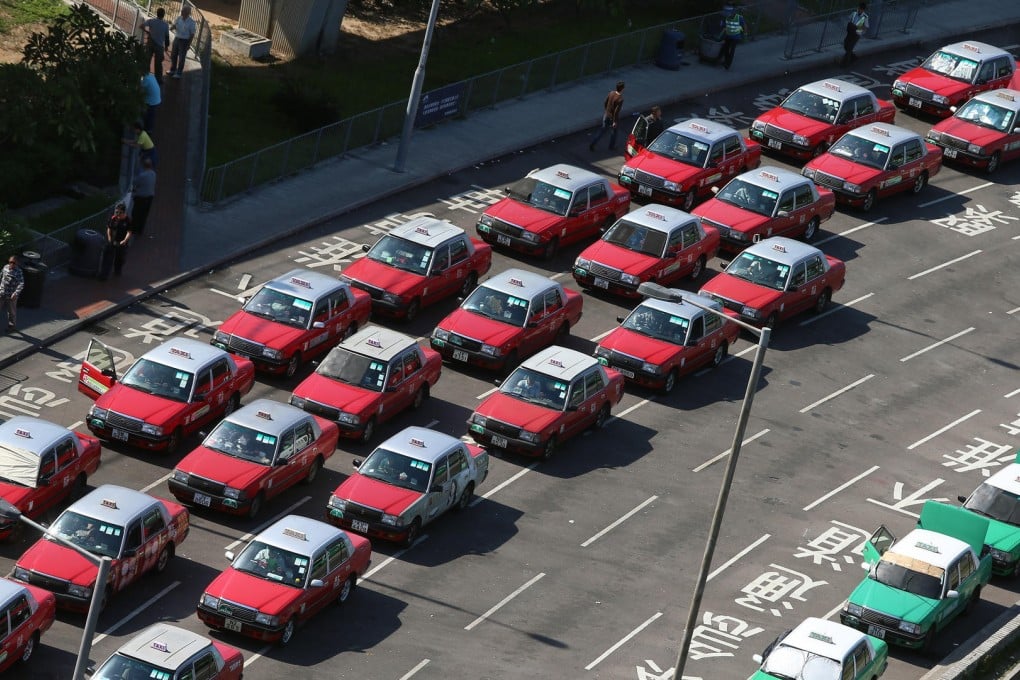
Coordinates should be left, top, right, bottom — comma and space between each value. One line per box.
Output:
394, 0, 442, 172
635, 282, 771, 680
0, 499, 112, 680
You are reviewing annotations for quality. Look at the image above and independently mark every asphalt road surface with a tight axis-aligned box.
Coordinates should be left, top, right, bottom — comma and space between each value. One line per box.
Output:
5, 27, 1019, 680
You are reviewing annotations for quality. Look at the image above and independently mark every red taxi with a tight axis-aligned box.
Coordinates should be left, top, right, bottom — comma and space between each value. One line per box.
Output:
476, 164, 630, 260
698, 237, 846, 329
927, 88, 1020, 173
169, 399, 339, 519
91, 623, 244, 680
619, 118, 762, 211
327, 426, 489, 546
0, 578, 55, 672
212, 268, 371, 378
802, 123, 943, 212
693, 166, 835, 257
79, 338, 255, 454
750, 78, 896, 160
12, 485, 189, 612
0, 416, 101, 541
573, 205, 720, 297
892, 41, 1017, 117
595, 292, 739, 394
468, 346, 624, 460
431, 268, 583, 373
197, 515, 371, 646
290, 325, 442, 443
341, 216, 491, 322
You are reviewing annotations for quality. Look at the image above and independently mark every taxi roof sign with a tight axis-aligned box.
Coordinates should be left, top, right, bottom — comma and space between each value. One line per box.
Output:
168, 347, 192, 359
807, 631, 835, 644
13, 428, 31, 438
289, 277, 311, 288
508, 277, 525, 287
869, 126, 891, 136
759, 170, 781, 182
151, 641, 170, 653
771, 243, 788, 253
366, 338, 383, 348
689, 122, 711, 134
644, 209, 667, 221
821, 81, 841, 91
915, 540, 941, 553
409, 437, 427, 447
255, 410, 273, 420
555, 170, 571, 179
414, 226, 430, 236
995, 91, 1017, 102
282, 527, 307, 541
100, 499, 118, 510
548, 358, 565, 368
962, 42, 981, 52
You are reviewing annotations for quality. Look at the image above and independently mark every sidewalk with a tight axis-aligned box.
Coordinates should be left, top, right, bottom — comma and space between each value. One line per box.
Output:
2, 0, 1017, 371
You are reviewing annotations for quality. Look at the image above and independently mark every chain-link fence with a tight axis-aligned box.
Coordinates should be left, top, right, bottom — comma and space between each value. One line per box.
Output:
783, 0, 924, 59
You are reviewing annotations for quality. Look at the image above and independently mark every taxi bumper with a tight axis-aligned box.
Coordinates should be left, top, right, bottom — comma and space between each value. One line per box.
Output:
11, 575, 93, 612
718, 234, 758, 256
571, 269, 642, 298
430, 338, 507, 371
892, 91, 953, 117
197, 604, 286, 643
926, 140, 994, 169
210, 340, 290, 374
86, 417, 172, 451
475, 224, 548, 256
839, 613, 927, 649
167, 479, 252, 517
467, 422, 544, 456
749, 129, 815, 159
324, 508, 412, 543
596, 358, 668, 390
617, 175, 688, 205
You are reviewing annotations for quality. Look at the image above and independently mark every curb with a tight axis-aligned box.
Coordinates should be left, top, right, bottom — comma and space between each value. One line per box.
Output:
920, 601, 1020, 679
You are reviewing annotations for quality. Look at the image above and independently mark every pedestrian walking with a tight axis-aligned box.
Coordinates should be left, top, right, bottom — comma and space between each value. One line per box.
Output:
125, 121, 158, 168
589, 80, 625, 151
142, 7, 171, 83
168, 5, 197, 79
105, 203, 134, 279
141, 72, 161, 133
0, 256, 24, 333
132, 159, 157, 237
842, 2, 870, 67
719, 4, 747, 71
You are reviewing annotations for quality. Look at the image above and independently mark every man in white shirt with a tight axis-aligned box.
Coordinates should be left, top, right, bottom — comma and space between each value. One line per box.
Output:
168, 5, 197, 79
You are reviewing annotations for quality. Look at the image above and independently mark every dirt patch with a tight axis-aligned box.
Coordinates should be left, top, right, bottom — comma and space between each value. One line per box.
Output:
0, 23, 35, 64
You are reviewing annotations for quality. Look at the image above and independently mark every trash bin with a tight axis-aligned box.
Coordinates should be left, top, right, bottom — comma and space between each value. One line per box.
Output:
655, 29, 686, 70
69, 228, 108, 279
18, 250, 47, 309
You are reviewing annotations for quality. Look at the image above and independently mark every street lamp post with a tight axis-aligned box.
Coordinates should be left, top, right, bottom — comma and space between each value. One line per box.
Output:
635, 282, 771, 680
394, 0, 442, 172
0, 499, 112, 680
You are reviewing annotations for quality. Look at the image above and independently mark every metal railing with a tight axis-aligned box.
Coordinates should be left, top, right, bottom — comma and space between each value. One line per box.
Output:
783, 0, 923, 59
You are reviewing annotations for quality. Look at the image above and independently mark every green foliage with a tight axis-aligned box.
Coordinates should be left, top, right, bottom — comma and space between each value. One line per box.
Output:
272, 77, 342, 131
0, 208, 34, 260
0, 0, 69, 33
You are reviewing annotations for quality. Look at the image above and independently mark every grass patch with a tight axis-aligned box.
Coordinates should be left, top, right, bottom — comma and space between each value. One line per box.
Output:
23, 192, 117, 235
0, 0, 68, 33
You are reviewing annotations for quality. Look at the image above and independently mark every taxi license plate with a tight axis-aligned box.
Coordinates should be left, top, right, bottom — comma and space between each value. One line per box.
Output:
111, 428, 129, 442
497, 234, 512, 246
224, 618, 243, 632
638, 184, 653, 197
909, 97, 922, 108
490, 435, 508, 449
351, 519, 369, 533
943, 147, 958, 158
593, 277, 609, 289
193, 493, 212, 507
452, 349, 469, 362
617, 368, 635, 378
767, 138, 782, 150
867, 625, 885, 639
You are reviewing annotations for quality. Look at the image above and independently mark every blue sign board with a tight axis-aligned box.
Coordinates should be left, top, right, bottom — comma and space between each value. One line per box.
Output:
416, 82, 466, 128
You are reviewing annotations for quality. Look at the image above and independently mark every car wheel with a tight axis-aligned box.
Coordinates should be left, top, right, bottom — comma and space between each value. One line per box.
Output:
803, 217, 820, 242
815, 288, 832, 314
765, 312, 779, 329
403, 518, 422, 547
689, 255, 706, 281
711, 341, 728, 368
72, 473, 88, 500
412, 384, 429, 410
986, 151, 1001, 174
460, 272, 478, 298
593, 404, 610, 429
303, 456, 323, 485
663, 369, 678, 394
964, 586, 982, 615
542, 238, 559, 261
921, 628, 938, 657
1012, 560, 1020, 580
812, 142, 829, 158
165, 428, 182, 455
360, 418, 376, 444
99, 586, 112, 612
540, 436, 558, 461
681, 190, 696, 211
456, 482, 475, 511
247, 493, 264, 520
20, 632, 38, 664
911, 171, 928, 194
501, 351, 519, 378
337, 575, 356, 605
343, 322, 358, 340
558, 322, 570, 340
155, 545, 172, 574
279, 619, 295, 646
405, 298, 421, 323
284, 353, 301, 378
860, 189, 877, 212
224, 393, 240, 417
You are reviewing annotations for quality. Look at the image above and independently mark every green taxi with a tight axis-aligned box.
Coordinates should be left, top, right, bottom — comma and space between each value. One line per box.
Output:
750, 616, 888, 680
958, 452, 1020, 577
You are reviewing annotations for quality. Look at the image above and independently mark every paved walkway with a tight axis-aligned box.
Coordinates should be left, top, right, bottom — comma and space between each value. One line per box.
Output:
3, 0, 1017, 370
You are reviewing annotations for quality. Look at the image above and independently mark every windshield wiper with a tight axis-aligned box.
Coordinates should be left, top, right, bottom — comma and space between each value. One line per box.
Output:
245, 310, 275, 320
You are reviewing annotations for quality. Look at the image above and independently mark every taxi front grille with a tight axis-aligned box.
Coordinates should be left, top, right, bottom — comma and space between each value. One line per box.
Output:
489, 219, 523, 239
633, 170, 666, 190
485, 418, 521, 437
217, 599, 258, 622
227, 335, 264, 357
344, 502, 383, 523
588, 262, 623, 281
349, 280, 384, 301
27, 571, 69, 594
449, 333, 482, 352
764, 123, 796, 144
860, 608, 899, 629
106, 410, 143, 432
903, 83, 934, 101
300, 398, 340, 422
939, 134, 970, 151
812, 171, 844, 191
704, 293, 744, 314
608, 350, 644, 371
188, 474, 225, 496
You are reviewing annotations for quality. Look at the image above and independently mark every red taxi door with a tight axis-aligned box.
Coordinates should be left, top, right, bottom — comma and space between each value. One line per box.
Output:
317, 538, 356, 612
560, 374, 597, 440
265, 424, 316, 496
78, 338, 117, 400
520, 289, 564, 356
425, 456, 455, 520
718, 135, 746, 184
772, 189, 803, 239
190, 359, 233, 431
116, 520, 145, 591
787, 258, 826, 316
424, 244, 455, 305
0, 593, 34, 669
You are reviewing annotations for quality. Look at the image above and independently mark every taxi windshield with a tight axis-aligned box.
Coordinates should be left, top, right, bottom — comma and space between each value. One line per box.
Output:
828, 133, 889, 170
49, 510, 123, 558
622, 305, 690, 345
762, 645, 841, 680
725, 251, 791, 291
964, 482, 1020, 524
316, 347, 388, 391
501, 367, 567, 410
203, 420, 279, 465
872, 555, 943, 599
782, 88, 840, 123
93, 654, 174, 680
233, 540, 308, 587
366, 234, 433, 275
955, 98, 1016, 132
506, 176, 572, 216
243, 286, 313, 329
463, 286, 529, 326
923, 50, 979, 82
358, 447, 432, 491
647, 131, 710, 167
120, 359, 194, 402
602, 220, 668, 257
716, 178, 779, 216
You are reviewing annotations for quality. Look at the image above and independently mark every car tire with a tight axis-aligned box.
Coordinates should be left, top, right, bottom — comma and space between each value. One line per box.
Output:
224, 393, 240, 417
279, 619, 295, 646
20, 632, 38, 664
765, 312, 779, 330
711, 341, 729, 368
558, 322, 570, 340
343, 322, 358, 340
812, 142, 829, 158
155, 545, 173, 574
303, 456, 323, 485
542, 238, 559, 261
404, 298, 421, 323
540, 436, 558, 461
689, 255, 706, 281
403, 518, 422, 547
681, 190, 696, 211
360, 418, 376, 444
593, 404, 610, 429
165, 428, 182, 456
861, 189, 877, 212
663, 369, 678, 394
456, 482, 475, 511
99, 586, 112, 613
72, 473, 88, 500
285, 353, 301, 378
911, 171, 928, 194
986, 151, 1001, 174
412, 384, 429, 410
460, 272, 478, 298
964, 586, 982, 615
337, 575, 356, 605
247, 493, 264, 520
921, 628, 938, 657
803, 217, 820, 242
815, 288, 832, 314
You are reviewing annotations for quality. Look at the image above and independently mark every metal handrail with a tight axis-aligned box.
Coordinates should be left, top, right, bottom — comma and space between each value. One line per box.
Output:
783, 0, 923, 59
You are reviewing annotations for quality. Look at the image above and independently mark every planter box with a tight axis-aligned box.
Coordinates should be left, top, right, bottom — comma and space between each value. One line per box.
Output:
220, 28, 272, 60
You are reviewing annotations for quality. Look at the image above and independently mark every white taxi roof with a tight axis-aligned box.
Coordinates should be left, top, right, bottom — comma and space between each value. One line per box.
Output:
797, 78, 873, 102
143, 338, 226, 372
941, 41, 1010, 62
0, 416, 72, 455
377, 426, 462, 463
482, 268, 559, 297
971, 88, 1020, 113
781, 617, 866, 660
528, 164, 603, 192
983, 462, 1020, 496
117, 623, 211, 670
522, 346, 598, 381
739, 166, 811, 191
255, 514, 344, 556
640, 293, 724, 320
389, 216, 464, 248
667, 118, 738, 143
621, 204, 698, 234
848, 122, 920, 146
743, 237, 822, 267
266, 268, 345, 301
341, 325, 417, 362
223, 398, 311, 437
887, 528, 970, 570
67, 485, 157, 525
0, 579, 27, 610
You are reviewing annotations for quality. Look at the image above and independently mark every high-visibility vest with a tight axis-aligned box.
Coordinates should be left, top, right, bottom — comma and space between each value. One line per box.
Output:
725, 14, 744, 36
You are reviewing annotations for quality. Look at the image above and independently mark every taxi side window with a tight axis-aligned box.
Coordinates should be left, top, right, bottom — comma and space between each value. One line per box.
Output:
805, 255, 826, 281
588, 182, 609, 207
708, 142, 725, 165
794, 185, 815, 209
328, 288, 350, 315
904, 139, 924, 163
583, 369, 606, 396
449, 447, 469, 476
309, 550, 328, 582
449, 237, 469, 265
387, 360, 405, 387
38, 451, 57, 482
567, 381, 586, 408
977, 60, 996, 83
403, 349, 423, 375
777, 191, 795, 213
124, 521, 143, 552
668, 228, 685, 253
279, 430, 296, 460
194, 369, 213, 398
888, 144, 907, 168
7, 595, 30, 630
326, 537, 350, 571
55, 437, 77, 469
704, 313, 722, 334
211, 359, 231, 386
543, 288, 563, 314
570, 187, 590, 214
312, 299, 330, 323
142, 507, 166, 541
681, 223, 699, 248
959, 551, 976, 580
432, 456, 449, 485
432, 244, 450, 273
294, 421, 315, 452
852, 641, 872, 670
192, 653, 219, 680
851, 95, 874, 117
688, 317, 705, 342
946, 560, 962, 591
178, 665, 195, 680
789, 263, 807, 287
996, 57, 1014, 78
841, 658, 856, 680
723, 135, 742, 156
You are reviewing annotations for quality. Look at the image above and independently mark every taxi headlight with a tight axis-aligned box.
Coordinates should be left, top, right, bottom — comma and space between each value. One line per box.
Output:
262, 347, 283, 360
201, 593, 220, 609
801, 167, 817, 179
793, 134, 810, 146
223, 487, 242, 500
519, 431, 540, 443
328, 495, 346, 511
574, 257, 591, 270
382, 292, 402, 305
432, 328, 450, 341
381, 514, 401, 527
898, 621, 921, 635
933, 94, 949, 105
731, 231, 749, 242
481, 344, 499, 356
471, 414, 487, 427
968, 143, 982, 154
288, 395, 307, 409
990, 548, 1012, 562
845, 602, 863, 617
255, 612, 278, 627
89, 406, 109, 420
751, 120, 765, 132
68, 584, 92, 599
741, 306, 762, 320
11, 567, 30, 582
521, 231, 540, 243
620, 273, 640, 285
892, 79, 905, 91
663, 180, 680, 192
926, 130, 942, 142
172, 470, 189, 484
141, 423, 163, 437
338, 413, 360, 425
843, 181, 862, 194
620, 166, 636, 179
213, 330, 229, 344
594, 346, 610, 358
478, 214, 494, 227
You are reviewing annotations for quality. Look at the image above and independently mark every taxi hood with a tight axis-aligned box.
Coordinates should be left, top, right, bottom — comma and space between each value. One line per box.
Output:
96, 384, 187, 428
485, 198, 564, 234
702, 274, 783, 311
292, 372, 380, 416
438, 308, 521, 348
176, 447, 270, 492
807, 154, 881, 186
627, 150, 702, 184
984, 516, 1020, 553
759, 107, 832, 140
934, 118, 1008, 149
475, 392, 562, 433
205, 569, 301, 617
335, 473, 422, 516
695, 200, 769, 234
901, 66, 970, 99
219, 311, 307, 349
599, 327, 681, 366
581, 240, 661, 276
848, 577, 937, 625
17, 538, 101, 587
344, 258, 424, 298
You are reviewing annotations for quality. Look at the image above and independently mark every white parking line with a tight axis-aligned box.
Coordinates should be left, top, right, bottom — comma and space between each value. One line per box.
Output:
823, 599, 848, 621
399, 659, 431, 680
363, 534, 430, 581
476, 387, 498, 400
799, 293, 873, 326
425, 419, 439, 428
814, 217, 887, 246
1006, 388, 1020, 399
866, 495, 923, 519
607, 398, 651, 426
238, 273, 252, 290
590, 328, 615, 342
581, 495, 658, 547
692, 429, 770, 472
209, 287, 243, 300
67, 420, 84, 431
734, 345, 755, 358
907, 409, 981, 450
243, 645, 271, 668
471, 464, 538, 508
92, 581, 180, 645
140, 472, 172, 494
465, 572, 545, 631
899, 327, 975, 362
708, 534, 770, 582
907, 250, 982, 280
584, 611, 663, 670
1008, 306, 1020, 315
799, 374, 875, 413
803, 465, 880, 511
224, 496, 311, 551
917, 181, 993, 207
550, 272, 568, 281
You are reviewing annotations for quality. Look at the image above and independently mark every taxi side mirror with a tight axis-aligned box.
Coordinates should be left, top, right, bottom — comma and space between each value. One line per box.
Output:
352, 459, 362, 468
194, 391, 208, 402
720, 260, 731, 270
101, 368, 115, 378
37, 475, 51, 487
752, 654, 763, 664
616, 316, 625, 323
225, 550, 235, 561
957, 495, 967, 504
361, 244, 370, 252
312, 321, 325, 329
710, 186, 720, 195
777, 210, 790, 218
310, 579, 325, 588
947, 589, 960, 599
492, 379, 502, 387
